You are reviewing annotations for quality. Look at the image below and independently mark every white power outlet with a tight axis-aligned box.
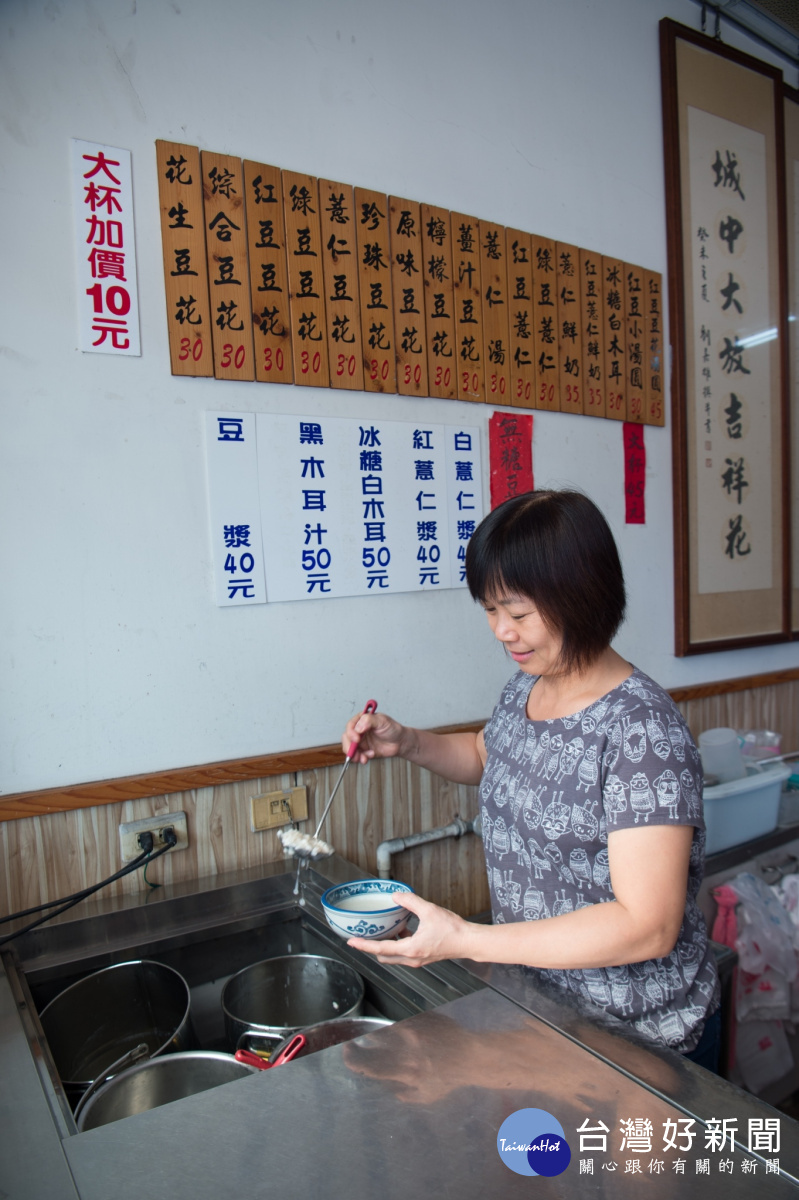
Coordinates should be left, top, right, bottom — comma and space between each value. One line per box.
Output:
118, 811, 189, 863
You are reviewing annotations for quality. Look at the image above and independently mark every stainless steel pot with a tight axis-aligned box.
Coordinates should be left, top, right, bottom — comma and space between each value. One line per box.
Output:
40, 960, 193, 1104
271, 1016, 393, 1061
221, 954, 365, 1053
76, 1051, 257, 1131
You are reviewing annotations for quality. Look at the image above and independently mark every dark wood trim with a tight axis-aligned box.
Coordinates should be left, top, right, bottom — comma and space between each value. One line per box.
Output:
667, 665, 799, 702
679, 631, 795, 657
4, 666, 799, 820
0, 721, 486, 822
659, 18, 791, 655
776, 76, 792, 643
785, 82, 799, 636
660, 19, 691, 657
660, 16, 788, 81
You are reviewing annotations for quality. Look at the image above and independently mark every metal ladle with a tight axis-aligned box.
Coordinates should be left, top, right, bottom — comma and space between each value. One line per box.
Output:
286, 700, 377, 891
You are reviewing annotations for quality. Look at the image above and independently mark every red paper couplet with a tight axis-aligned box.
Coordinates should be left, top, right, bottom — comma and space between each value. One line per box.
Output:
489, 410, 534, 509
623, 421, 646, 524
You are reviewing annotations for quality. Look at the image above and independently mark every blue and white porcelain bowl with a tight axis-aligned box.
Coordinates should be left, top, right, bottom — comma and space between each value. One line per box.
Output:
320, 879, 414, 940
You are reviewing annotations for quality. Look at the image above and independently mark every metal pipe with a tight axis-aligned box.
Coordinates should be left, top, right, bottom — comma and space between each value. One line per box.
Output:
375, 815, 480, 879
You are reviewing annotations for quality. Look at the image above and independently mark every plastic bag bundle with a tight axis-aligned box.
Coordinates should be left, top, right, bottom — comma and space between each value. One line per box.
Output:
735, 1019, 794, 1095
726, 872, 798, 1092
729, 872, 798, 982
770, 874, 799, 950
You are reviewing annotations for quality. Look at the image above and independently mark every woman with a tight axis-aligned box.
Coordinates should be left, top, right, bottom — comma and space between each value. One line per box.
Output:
343, 490, 720, 1065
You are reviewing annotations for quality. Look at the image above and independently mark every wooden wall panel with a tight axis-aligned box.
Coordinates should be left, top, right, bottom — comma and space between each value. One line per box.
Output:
0, 763, 485, 921
3, 677, 795, 925
675, 677, 799, 750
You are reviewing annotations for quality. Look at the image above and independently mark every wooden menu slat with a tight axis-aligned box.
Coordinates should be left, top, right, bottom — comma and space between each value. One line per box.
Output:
354, 188, 395, 394
421, 203, 456, 400
243, 161, 293, 385
452, 212, 484, 402
200, 152, 255, 381
624, 262, 646, 423
506, 229, 535, 409
282, 169, 330, 388
318, 180, 364, 391
155, 141, 214, 377
156, 145, 661, 431
644, 269, 665, 426
389, 196, 428, 397
602, 255, 626, 421
580, 248, 606, 419
556, 242, 583, 415
531, 234, 559, 411
480, 221, 511, 406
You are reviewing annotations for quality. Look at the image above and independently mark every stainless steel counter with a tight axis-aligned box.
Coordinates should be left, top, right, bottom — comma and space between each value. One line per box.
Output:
2, 856, 797, 1199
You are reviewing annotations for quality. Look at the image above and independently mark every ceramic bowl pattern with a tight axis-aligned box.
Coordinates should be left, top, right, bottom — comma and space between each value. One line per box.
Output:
321, 880, 414, 940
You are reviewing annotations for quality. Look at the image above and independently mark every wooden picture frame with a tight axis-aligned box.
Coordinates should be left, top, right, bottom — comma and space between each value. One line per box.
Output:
785, 83, 799, 634
660, 19, 790, 655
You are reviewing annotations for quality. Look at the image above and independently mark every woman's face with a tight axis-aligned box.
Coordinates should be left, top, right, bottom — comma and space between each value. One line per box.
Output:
481, 593, 564, 677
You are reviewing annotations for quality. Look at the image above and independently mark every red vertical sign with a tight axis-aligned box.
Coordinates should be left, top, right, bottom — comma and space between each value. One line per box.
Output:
623, 422, 646, 523
489, 411, 534, 509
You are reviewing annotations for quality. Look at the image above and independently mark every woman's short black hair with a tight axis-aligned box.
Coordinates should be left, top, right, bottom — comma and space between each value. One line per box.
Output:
465, 490, 626, 674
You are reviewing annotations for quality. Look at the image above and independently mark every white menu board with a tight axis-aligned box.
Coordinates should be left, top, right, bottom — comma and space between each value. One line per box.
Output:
206, 412, 483, 605
204, 413, 268, 607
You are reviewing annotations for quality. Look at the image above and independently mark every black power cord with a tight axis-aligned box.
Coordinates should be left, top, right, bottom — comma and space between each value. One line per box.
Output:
0, 828, 178, 948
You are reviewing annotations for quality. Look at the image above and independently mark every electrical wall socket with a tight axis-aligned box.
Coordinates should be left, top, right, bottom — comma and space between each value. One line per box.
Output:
118, 811, 189, 862
250, 786, 308, 832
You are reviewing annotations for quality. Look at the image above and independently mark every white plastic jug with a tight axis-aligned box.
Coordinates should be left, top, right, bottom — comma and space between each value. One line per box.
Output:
698, 727, 746, 783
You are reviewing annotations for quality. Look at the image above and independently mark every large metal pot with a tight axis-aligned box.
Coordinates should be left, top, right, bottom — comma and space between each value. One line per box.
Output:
40, 960, 193, 1104
222, 954, 365, 1053
76, 1051, 257, 1131
271, 1016, 393, 1061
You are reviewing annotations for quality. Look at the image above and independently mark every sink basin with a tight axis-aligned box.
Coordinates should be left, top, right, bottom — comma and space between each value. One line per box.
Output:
9, 857, 484, 1132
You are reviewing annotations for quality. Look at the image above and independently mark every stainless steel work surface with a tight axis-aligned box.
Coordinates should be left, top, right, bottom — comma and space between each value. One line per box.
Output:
63, 987, 796, 1200
3, 856, 797, 1198
461, 957, 799, 1183
0, 970, 79, 1200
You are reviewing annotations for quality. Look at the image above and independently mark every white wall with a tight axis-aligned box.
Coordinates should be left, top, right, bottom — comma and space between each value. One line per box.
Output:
1, 0, 796, 794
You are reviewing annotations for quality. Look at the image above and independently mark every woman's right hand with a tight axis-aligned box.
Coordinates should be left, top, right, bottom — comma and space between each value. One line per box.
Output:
342, 708, 410, 764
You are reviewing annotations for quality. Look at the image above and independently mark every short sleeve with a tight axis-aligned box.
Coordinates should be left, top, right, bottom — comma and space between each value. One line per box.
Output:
599, 685, 704, 833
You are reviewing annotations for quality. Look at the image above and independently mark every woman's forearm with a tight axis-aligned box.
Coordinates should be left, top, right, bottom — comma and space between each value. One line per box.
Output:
457, 899, 678, 970
398, 727, 485, 786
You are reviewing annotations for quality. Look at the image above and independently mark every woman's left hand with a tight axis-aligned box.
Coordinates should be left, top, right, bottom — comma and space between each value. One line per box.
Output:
347, 890, 471, 968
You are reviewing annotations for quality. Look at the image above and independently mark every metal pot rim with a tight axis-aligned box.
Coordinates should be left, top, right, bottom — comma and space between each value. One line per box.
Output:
270, 1016, 393, 1061
40, 959, 192, 1088
40, 959, 189, 1018
76, 1051, 257, 1132
221, 953, 365, 1037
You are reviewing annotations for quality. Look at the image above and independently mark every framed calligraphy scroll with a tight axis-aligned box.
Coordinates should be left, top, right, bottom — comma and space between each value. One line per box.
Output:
660, 19, 790, 655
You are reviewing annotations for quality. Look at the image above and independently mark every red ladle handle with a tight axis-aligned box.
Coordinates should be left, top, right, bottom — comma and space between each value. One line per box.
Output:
235, 1048, 272, 1070
235, 1033, 307, 1070
346, 699, 378, 760
270, 1032, 307, 1066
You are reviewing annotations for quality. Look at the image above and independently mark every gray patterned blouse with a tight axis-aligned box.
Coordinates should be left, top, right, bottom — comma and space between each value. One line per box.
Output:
480, 667, 720, 1052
